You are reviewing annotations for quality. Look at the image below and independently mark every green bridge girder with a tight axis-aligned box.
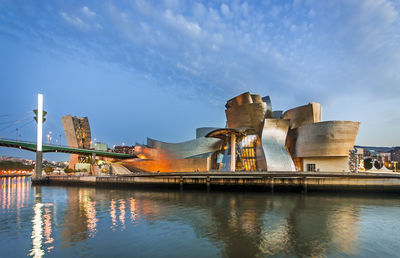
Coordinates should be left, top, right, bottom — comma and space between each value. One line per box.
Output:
0, 138, 136, 159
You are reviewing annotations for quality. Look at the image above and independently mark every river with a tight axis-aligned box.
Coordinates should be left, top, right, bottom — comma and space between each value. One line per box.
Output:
1, 177, 400, 257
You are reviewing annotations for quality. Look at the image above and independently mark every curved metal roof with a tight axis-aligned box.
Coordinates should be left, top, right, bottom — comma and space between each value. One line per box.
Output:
205, 127, 256, 139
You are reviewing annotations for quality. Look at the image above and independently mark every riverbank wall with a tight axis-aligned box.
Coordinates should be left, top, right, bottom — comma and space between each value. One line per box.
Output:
0, 175, 31, 178
31, 171, 400, 192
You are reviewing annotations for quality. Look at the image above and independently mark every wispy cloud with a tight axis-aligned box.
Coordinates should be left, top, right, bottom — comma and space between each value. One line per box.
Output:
1, 0, 400, 106
81, 6, 96, 18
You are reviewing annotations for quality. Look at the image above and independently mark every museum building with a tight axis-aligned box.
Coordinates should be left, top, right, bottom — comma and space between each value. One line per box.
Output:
120, 92, 360, 173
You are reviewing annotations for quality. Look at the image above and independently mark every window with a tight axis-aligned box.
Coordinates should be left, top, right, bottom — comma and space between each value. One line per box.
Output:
306, 163, 316, 172
237, 135, 257, 171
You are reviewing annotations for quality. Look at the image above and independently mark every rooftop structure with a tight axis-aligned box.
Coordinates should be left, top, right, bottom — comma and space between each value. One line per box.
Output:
114, 145, 135, 155
91, 142, 108, 152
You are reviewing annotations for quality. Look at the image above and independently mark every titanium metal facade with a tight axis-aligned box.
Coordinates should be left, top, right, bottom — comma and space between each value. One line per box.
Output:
122, 92, 360, 173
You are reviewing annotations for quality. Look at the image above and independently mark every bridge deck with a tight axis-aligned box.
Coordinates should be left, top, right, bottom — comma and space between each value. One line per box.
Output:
0, 138, 136, 159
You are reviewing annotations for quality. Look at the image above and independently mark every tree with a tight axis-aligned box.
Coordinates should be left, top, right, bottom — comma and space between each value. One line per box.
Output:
44, 166, 54, 173
64, 167, 74, 174
0, 160, 34, 170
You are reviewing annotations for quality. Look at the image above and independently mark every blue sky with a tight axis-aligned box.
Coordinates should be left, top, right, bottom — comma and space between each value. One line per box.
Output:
0, 0, 400, 161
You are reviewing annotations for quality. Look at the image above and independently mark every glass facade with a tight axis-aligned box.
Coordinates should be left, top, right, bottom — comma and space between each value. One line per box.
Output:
215, 134, 258, 172
237, 135, 257, 171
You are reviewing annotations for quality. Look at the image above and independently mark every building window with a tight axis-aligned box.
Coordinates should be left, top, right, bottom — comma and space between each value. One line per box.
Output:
306, 163, 316, 172
237, 135, 257, 171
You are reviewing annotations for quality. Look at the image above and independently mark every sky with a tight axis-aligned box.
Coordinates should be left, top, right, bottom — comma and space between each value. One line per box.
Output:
0, 0, 399, 161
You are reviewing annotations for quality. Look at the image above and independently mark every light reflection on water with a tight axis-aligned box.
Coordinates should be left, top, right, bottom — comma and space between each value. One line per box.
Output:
1, 177, 400, 257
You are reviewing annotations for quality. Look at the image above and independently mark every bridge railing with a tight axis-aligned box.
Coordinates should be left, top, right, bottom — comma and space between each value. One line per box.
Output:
0, 137, 68, 147
0, 137, 136, 158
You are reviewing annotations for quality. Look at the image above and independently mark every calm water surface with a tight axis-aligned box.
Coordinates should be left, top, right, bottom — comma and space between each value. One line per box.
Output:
1, 177, 400, 257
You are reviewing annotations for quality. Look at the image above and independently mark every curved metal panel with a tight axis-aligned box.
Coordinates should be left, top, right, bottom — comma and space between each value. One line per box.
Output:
282, 102, 321, 129
295, 121, 360, 157
225, 103, 267, 131
251, 94, 263, 103
205, 127, 255, 139
261, 119, 296, 171
225, 92, 253, 109
146, 137, 222, 159
196, 127, 220, 138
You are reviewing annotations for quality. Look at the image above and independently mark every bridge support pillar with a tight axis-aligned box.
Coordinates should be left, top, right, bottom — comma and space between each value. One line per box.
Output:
34, 93, 44, 181
34, 151, 43, 180
90, 153, 97, 176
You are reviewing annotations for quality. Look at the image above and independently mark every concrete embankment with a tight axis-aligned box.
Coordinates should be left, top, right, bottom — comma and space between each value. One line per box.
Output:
31, 171, 400, 192
1, 175, 31, 178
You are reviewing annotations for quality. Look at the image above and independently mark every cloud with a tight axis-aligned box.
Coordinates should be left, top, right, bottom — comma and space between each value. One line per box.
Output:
1, 0, 400, 106
60, 6, 101, 31
81, 6, 96, 18
60, 12, 89, 30
220, 4, 232, 19
164, 9, 202, 38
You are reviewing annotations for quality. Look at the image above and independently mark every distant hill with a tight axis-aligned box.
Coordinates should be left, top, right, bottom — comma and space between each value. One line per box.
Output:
355, 145, 400, 152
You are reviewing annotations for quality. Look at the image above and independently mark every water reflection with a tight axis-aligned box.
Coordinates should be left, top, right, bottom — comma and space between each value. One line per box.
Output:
119, 200, 126, 230
1, 177, 400, 257
0, 177, 30, 211
110, 199, 117, 230
43, 204, 54, 250
61, 188, 99, 245
28, 186, 55, 257
29, 201, 44, 257
85, 200, 97, 237
130, 198, 138, 223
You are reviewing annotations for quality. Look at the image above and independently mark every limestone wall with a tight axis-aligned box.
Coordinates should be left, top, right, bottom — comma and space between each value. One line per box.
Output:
302, 157, 349, 172
121, 157, 210, 173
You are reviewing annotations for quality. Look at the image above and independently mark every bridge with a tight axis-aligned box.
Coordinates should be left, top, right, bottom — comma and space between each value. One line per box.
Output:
0, 138, 136, 159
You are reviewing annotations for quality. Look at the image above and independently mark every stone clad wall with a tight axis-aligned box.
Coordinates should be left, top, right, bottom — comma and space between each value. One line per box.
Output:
62, 114, 92, 169
302, 157, 349, 172
121, 157, 210, 173
61, 115, 79, 148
